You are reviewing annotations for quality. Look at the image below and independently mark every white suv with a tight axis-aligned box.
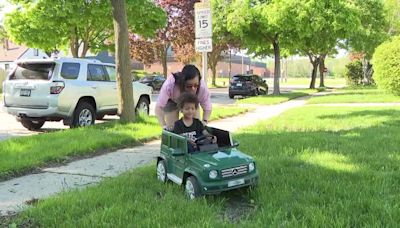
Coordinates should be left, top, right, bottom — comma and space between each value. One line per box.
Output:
2, 57, 152, 130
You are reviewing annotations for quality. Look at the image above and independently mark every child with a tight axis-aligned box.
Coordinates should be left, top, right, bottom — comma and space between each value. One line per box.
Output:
173, 93, 216, 152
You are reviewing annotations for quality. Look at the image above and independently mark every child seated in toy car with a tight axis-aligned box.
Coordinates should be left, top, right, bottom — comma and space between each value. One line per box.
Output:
172, 93, 217, 152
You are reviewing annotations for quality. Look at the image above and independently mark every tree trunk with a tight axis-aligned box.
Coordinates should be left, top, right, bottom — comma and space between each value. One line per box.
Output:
70, 28, 79, 58
110, 0, 135, 123
80, 40, 89, 58
362, 57, 373, 85
272, 36, 281, 95
308, 54, 320, 89
319, 54, 326, 88
161, 44, 169, 77
211, 65, 217, 86
228, 50, 232, 77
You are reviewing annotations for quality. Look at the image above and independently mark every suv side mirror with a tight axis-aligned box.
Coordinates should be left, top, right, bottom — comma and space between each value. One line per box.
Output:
172, 148, 185, 156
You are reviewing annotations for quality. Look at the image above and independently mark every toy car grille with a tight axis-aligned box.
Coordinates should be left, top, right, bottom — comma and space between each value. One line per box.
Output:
221, 165, 248, 178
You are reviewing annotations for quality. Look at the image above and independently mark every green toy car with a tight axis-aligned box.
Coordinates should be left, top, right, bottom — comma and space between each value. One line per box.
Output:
156, 127, 259, 199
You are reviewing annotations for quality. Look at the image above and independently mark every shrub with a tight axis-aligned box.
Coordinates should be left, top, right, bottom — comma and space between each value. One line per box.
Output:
372, 36, 400, 96
344, 60, 363, 86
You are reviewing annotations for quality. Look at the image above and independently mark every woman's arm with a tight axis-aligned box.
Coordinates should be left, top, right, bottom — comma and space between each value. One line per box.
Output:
202, 109, 211, 124
155, 105, 167, 128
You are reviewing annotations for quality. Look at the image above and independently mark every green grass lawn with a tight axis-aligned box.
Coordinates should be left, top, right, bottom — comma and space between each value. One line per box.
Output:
237, 89, 321, 105
7, 106, 400, 226
0, 106, 251, 180
266, 77, 346, 87
308, 87, 400, 104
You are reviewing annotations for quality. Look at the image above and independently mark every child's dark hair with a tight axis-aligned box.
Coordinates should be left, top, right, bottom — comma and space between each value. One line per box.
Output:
173, 65, 202, 93
177, 92, 199, 110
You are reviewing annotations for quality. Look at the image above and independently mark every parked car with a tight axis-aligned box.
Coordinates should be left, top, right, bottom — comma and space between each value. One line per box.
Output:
156, 127, 259, 199
228, 74, 268, 99
139, 75, 165, 90
2, 57, 152, 130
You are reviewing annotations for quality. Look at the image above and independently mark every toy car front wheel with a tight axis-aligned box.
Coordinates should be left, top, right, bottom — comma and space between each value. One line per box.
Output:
185, 176, 202, 199
156, 160, 168, 183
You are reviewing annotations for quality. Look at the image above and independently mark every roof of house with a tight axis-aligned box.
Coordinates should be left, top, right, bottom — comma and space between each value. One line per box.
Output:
0, 41, 29, 62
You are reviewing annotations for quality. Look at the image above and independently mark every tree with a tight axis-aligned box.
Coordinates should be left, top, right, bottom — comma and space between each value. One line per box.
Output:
5, 0, 166, 57
129, 0, 196, 77
226, 0, 299, 95
385, 0, 400, 36
207, 0, 241, 86
110, 0, 135, 122
346, 0, 388, 85
288, 0, 359, 88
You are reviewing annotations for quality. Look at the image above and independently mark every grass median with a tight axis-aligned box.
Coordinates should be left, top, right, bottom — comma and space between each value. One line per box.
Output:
237, 89, 321, 105
0, 106, 251, 180
7, 105, 400, 226
308, 87, 400, 104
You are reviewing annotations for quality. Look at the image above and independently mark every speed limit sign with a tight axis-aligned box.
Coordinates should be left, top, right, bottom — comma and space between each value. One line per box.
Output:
195, 2, 212, 39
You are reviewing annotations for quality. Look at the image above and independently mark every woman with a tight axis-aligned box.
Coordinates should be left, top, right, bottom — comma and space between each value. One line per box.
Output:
155, 64, 212, 130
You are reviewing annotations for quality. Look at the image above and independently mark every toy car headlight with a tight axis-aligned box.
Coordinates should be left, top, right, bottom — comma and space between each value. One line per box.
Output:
209, 170, 218, 179
249, 163, 255, 172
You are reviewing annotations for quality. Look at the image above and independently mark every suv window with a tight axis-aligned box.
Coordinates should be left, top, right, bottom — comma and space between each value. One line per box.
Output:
61, 63, 80, 79
104, 66, 116, 81
87, 64, 107, 81
10, 63, 55, 80
232, 75, 252, 82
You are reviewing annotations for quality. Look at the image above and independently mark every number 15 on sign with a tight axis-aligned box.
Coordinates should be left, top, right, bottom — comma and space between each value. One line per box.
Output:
195, 2, 212, 39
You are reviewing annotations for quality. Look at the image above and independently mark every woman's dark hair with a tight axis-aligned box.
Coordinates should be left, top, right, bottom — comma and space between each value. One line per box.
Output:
173, 64, 201, 93
177, 92, 199, 110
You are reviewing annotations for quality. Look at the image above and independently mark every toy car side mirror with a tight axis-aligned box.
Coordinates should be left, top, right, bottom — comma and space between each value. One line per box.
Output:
171, 148, 185, 156
232, 140, 240, 147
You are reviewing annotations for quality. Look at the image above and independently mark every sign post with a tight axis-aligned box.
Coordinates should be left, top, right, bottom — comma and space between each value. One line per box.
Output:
195, 0, 212, 86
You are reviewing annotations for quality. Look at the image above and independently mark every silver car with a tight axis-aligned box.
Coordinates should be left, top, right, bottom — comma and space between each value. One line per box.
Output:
2, 57, 152, 130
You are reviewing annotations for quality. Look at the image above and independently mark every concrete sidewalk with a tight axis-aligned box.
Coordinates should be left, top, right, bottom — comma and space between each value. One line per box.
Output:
0, 96, 310, 216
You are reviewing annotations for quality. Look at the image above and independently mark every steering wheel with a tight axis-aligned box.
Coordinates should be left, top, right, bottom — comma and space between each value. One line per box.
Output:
194, 135, 215, 146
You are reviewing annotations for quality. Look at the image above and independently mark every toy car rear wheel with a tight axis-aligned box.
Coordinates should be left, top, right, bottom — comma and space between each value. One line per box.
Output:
157, 160, 168, 183
185, 176, 201, 199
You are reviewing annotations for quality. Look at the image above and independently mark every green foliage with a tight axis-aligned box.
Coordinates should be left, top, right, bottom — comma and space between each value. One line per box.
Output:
347, 0, 388, 59
372, 35, 400, 96
344, 61, 363, 86
385, 0, 400, 36
4, 0, 166, 56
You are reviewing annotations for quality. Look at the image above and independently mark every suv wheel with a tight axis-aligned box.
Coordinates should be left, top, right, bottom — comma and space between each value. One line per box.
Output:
229, 93, 234, 99
71, 101, 95, 128
21, 119, 45, 131
253, 89, 259, 96
185, 176, 201, 199
136, 97, 150, 116
156, 160, 168, 183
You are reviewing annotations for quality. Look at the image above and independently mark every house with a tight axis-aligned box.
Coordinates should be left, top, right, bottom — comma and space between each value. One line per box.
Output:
0, 40, 49, 72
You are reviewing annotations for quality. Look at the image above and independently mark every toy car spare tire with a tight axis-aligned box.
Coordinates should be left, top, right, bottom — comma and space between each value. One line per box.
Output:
71, 101, 95, 128
21, 119, 45, 131
185, 176, 202, 199
135, 97, 150, 116
157, 160, 168, 183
